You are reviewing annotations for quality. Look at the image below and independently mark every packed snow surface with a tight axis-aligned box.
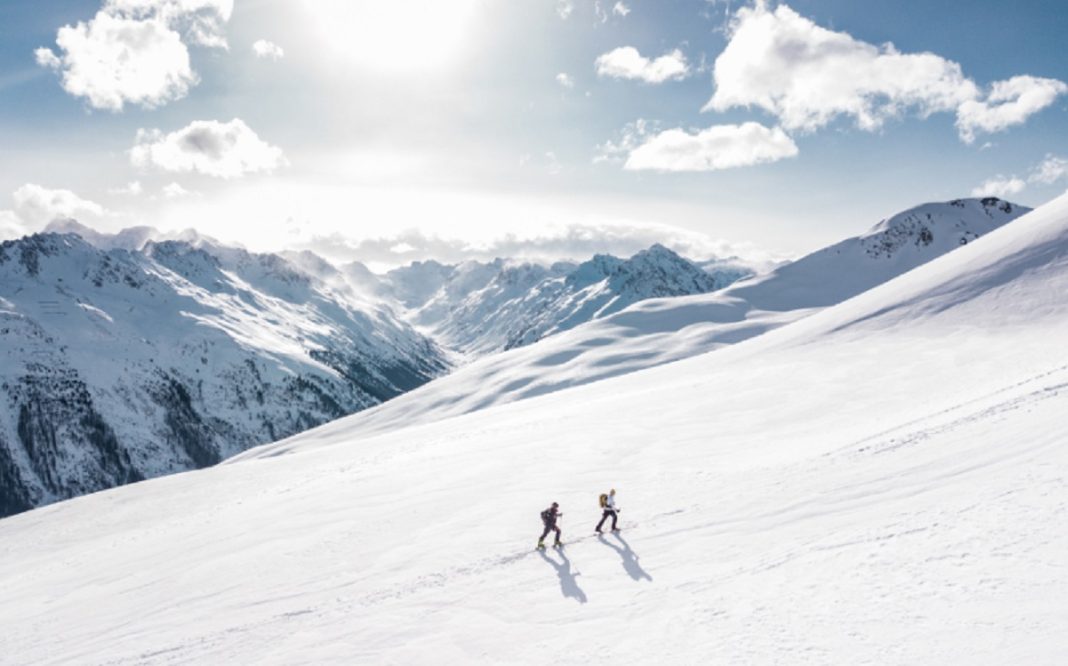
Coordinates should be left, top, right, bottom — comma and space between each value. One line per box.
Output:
1, 195, 1066, 663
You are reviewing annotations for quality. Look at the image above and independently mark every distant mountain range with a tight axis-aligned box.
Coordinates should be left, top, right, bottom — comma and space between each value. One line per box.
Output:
0, 226, 745, 517
0, 198, 1027, 517
363, 244, 753, 356
297, 197, 1031, 440
0, 231, 449, 516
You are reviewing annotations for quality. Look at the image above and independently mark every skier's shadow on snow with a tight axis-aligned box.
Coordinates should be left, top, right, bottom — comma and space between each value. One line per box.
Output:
538, 548, 588, 604
599, 533, 652, 582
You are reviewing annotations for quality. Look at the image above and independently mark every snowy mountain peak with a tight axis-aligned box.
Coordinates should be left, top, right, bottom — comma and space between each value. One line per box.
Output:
861, 197, 1028, 260
392, 244, 743, 355
0, 232, 450, 518
610, 243, 720, 293
42, 220, 224, 252
0, 232, 95, 277
726, 197, 1032, 311
13, 197, 1066, 664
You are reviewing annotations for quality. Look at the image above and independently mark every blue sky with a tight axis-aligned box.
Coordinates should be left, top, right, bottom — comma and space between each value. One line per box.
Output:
1, 0, 1066, 266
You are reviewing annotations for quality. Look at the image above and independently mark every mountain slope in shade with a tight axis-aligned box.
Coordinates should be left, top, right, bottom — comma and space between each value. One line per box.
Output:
0, 233, 448, 517
264, 197, 1029, 441
3, 194, 1067, 664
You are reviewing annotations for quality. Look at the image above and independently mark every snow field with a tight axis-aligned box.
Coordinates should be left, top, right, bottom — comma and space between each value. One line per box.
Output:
0, 195, 1066, 663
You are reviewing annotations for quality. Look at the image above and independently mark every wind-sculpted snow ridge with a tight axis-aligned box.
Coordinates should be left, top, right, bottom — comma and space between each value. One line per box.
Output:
2, 194, 1066, 664
0, 233, 449, 517
246, 197, 1028, 444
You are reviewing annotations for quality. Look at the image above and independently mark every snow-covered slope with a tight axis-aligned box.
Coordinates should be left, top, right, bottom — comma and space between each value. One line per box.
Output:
380, 245, 749, 355
0, 233, 448, 517
279, 197, 1029, 437
1, 195, 1066, 664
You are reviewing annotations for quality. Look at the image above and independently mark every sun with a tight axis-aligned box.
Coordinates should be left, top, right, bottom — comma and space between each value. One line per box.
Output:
301, 0, 479, 73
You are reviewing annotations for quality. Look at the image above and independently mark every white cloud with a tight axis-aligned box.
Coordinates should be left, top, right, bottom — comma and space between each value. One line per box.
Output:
252, 39, 284, 60
595, 47, 690, 84
705, 3, 1065, 143
0, 210, 26, 240
130, 118, 287, 179
556, 72, 575, 89
624, 122, 798, 172
544, 151, 562, 176
706, 3, 977, 132
594, 1, 609, 23
34, 48, 61, 68
518, 152, 564, 175
162, 182, 195, 198
595, 118, 658, 165
970, 176, 1026, 198
970, 154, 1068, 200
11, 184, 108, 227
556, 0, 574, 19
613, 2, 631, 17
109, 181, 144, 196
1030, 154, 1068, 185
35, 0, 231, 111
957, 76, 1068, 144
36, 13, 194, 111
293, 222, 774, 268
104, 0, 233, 47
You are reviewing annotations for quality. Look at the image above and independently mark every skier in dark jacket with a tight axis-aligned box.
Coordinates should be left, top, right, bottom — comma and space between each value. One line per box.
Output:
595, 488, 619, 533
538, 502, 563, 549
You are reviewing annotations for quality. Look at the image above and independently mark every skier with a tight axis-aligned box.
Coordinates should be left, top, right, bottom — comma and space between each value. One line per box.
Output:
538, 502, 563, 549
595, 488, 620, 533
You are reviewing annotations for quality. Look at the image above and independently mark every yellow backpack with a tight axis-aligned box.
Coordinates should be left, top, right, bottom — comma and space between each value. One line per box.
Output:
599, 493, 608, 508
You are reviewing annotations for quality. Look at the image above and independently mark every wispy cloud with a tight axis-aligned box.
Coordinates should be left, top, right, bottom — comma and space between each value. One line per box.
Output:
1030, 154, 1068, 185
624, 122, 798, 172
970, 176, 1026, 198
293, 222, 780, 269
252, 39, 284, 60
109, 181, 143, 196
162, 182, 196, 198
556, 72, 575, 89
970, 154, 1068, 199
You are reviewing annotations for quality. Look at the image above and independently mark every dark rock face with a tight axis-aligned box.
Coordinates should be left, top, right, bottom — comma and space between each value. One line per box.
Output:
3, 367, 143, 506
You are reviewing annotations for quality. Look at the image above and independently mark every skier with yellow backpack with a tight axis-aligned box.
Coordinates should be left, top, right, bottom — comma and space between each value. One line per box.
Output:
595, 488, 620, 534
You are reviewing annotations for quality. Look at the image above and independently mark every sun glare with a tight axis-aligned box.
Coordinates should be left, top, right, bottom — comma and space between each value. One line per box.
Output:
303, 0, 479, 73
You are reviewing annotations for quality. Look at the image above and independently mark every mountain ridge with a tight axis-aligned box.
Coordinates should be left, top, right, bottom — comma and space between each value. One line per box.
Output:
2, 194, 1065, 663
257, 197, 1029, 444
0, 232, 449, 517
